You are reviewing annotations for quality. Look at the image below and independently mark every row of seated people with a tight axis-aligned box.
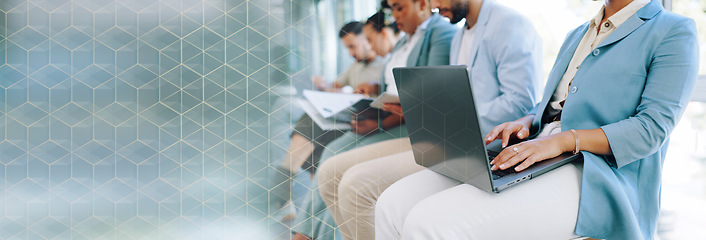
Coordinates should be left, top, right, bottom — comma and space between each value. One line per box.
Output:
272, 0, 699, 239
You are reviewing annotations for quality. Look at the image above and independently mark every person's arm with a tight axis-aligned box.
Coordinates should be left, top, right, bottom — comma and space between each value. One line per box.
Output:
382, 103, 403, 117
330, 63, 355, 92
484, 113, 613, 172
331, 82, 346, 89
490, 127, 611, 172
312, 75, 328, 90
599, 18, 698, 168
353, 82, 380, 96
423, 21, 455, 66
350, 106, 404, 135
315, 63, 359, 92
486, 18, 699, 171
380, 109, 404, 130
476, 17, 543, 130
313, 77, 347, 92
484, 114, 535, 148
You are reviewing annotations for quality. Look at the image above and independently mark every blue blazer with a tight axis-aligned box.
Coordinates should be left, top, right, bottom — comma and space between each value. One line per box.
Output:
402, 13, 457, 67
530, 1, 699, 239
450, 0, 543, 134
380, 13, 456, 93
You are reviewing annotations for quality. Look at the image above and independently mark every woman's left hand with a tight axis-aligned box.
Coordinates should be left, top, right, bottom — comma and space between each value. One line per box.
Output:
491, 132, 573, 172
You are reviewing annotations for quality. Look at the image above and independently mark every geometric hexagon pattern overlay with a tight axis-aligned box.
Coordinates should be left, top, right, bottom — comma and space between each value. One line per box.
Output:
0, 0, 319, 239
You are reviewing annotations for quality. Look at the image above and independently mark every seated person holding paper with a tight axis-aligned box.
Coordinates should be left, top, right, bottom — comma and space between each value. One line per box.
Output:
269, 21, 387, 221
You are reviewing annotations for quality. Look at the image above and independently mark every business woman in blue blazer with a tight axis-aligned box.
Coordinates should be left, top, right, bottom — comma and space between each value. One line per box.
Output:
375, 0, 698, 239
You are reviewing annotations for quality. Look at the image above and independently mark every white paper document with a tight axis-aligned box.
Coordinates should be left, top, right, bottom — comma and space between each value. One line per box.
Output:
302, 90, 372, 120
369, 92, 400, 109
298, 90, 391, 130
296, 98, 353, 131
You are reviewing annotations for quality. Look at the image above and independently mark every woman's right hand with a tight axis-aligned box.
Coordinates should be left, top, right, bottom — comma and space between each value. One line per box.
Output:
484, 115, 535, 148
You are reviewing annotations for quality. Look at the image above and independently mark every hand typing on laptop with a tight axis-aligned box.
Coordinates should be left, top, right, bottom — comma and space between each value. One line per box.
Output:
483, 115, 534, 148
484, 114, 613, 172
484, 115, 576, 172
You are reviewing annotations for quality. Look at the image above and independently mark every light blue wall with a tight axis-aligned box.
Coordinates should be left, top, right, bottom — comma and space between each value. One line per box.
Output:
0, 0, 313, 239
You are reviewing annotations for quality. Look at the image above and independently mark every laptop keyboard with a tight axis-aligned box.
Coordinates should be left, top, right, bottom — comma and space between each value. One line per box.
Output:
488, 150, 517, 180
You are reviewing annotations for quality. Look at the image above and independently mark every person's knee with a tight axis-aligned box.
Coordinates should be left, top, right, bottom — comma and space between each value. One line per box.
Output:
317, 158, 339, 197
317, 157, 337, 183
400, 202, 439, 238
338, 165, 377, 204
402, 198, 472, 240
375, 183, 398, 218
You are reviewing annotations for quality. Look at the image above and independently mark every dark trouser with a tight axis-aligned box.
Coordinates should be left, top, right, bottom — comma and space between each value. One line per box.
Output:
291, 114, 347, 174
270, 114, 348, 211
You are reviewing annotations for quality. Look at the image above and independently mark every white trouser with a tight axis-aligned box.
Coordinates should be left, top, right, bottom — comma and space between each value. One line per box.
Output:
375, 164, 583, 240
318, 138, 423, 240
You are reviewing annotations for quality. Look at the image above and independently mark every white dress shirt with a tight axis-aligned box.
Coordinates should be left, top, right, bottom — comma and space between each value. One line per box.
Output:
456, 26, 477, 66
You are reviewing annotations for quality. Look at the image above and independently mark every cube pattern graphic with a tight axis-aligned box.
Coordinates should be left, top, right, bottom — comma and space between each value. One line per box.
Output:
0, 0, 317, 239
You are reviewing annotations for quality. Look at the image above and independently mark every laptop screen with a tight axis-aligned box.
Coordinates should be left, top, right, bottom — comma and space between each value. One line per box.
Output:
394, 65, 494, 191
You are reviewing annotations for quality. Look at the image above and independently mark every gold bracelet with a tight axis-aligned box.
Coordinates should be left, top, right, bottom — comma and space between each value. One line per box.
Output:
569, 129, 580, 154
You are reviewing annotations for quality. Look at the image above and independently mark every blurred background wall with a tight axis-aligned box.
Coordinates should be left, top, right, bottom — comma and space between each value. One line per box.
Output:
0, 0, 376, 239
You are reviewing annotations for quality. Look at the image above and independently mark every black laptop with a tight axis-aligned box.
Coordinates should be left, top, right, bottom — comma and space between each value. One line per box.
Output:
393, 65, 581, 193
